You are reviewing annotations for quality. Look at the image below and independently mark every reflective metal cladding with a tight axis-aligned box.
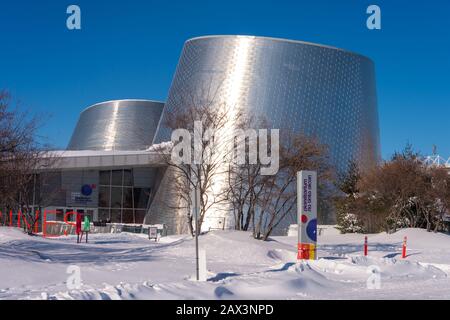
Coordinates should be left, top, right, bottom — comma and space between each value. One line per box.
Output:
68, 100, 164, 151
155, 35, 381, 173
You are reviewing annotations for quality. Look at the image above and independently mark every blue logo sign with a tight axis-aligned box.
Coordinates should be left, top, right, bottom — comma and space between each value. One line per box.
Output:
81, 184, 93, 196
306, 218, 317, 242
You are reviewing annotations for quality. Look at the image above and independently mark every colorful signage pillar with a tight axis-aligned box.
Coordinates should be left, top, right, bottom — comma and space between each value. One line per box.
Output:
297, 170, 317, 260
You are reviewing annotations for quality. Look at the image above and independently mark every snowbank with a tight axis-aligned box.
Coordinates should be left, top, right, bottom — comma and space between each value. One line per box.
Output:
1, 227, 449, 300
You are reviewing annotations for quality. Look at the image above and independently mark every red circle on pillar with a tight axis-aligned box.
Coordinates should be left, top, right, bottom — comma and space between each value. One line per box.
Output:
301, 215, 308, 223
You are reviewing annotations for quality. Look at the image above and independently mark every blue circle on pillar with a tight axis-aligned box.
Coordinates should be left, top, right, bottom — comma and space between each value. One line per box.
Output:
306, 218, 317, 242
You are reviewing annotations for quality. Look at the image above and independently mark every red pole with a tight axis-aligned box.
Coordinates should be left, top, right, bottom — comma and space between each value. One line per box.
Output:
34, 210, 39, 234
364, 236, 368, 256
402, 236, 407, 258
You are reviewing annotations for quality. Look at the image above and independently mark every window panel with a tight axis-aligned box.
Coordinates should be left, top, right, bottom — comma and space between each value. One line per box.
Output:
55, 209, 64, 222
111, 187, 122, 208
98, 209, 110, 222
111, 170, 123, 186
111, 209, 121, 223
122, 209, 134, 224
134, 210, 146, 224
133, 188, 151, 209
65, 209, 76, 222
99, 186, 110, 207
123, 169, 133, 186
123, 187, 133, 209
95, 168, 151, 225
99, 171, 111, 185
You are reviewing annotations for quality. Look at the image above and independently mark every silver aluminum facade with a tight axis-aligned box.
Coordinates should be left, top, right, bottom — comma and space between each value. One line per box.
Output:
58, 36, 381, 234
68, 100, 164, 151
155, 35, 381, 173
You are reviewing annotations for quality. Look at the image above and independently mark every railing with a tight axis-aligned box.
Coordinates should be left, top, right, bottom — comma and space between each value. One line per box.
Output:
423, 155, 450, 168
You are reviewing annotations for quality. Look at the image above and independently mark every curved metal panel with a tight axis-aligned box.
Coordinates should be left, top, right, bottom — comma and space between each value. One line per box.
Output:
155, 35, 380, 173
68, 100, 164, 151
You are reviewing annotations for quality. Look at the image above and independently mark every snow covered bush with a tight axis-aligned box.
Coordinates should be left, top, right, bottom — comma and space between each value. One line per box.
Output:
354, 145, 450, 233
336, 212, 365, 234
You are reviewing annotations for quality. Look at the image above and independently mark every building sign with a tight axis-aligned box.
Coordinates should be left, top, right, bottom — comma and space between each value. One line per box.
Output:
81, 184, 93, 196
149, 226, 158, 241
297, 170, 317, 260
70, 184, 96, 205
71, 192, 92, 204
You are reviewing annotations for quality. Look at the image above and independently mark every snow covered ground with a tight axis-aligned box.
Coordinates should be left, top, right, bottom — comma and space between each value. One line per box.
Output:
1, 226, 450, 300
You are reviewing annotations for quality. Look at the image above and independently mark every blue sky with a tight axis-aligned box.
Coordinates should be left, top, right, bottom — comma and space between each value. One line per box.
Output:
0, 0, 449, 159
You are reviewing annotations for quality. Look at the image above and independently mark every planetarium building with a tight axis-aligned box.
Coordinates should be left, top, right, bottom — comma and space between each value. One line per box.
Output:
24, 35, 380, 235
67, 100, 164, 152
156, 36, 380, 173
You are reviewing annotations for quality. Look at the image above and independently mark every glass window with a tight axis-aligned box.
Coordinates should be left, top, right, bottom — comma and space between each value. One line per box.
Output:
85, 209, 94, 222
123, 187, 133, 209
122, 209, 134, 224
111, 170, 123, 186
99, 186, 110, 207
111, 209, 121, 223
55, 208, 64, 222
133, 188, 151, 209
99, 171, 111, 185
25, 179, 34, 205
34, 175, 41, 205
98, 209, 110, 222
95, 168, 151, 225
134, 210, 146, 224
65, 209, 76, 222
111, 187, 122, 208
123, 169, 133, 186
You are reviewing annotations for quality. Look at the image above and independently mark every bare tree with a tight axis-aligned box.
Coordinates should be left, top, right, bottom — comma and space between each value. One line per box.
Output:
154, 87, 243, 236
228, 127, 334, 240
0, 90, 39, 227
0, 90, 59, 234
227, 116, 268, 232
334, 160, 365, 233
